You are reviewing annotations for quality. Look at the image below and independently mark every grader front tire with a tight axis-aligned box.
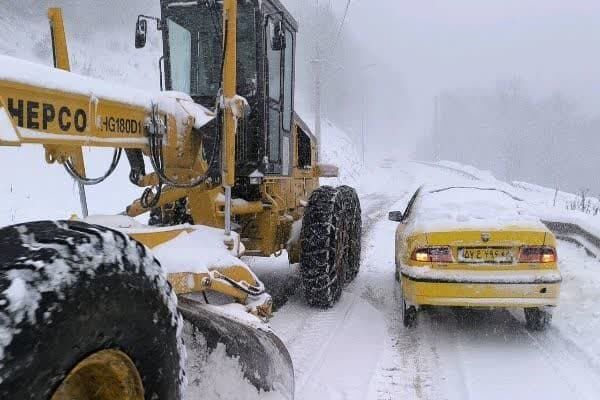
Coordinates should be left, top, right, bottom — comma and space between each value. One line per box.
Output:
0, 221, 185, 400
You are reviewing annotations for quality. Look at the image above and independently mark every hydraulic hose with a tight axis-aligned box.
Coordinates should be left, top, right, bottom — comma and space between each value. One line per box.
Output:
63, 148, 122, 186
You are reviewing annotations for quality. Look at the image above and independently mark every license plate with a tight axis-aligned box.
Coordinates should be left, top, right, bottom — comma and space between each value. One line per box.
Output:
458, 248, 513, 263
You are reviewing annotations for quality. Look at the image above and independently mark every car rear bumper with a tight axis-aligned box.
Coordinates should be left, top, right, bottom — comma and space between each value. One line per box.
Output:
401, 267, 561, 308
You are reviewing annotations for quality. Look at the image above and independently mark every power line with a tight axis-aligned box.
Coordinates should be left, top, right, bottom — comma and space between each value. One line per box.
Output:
328, 0, 352, 57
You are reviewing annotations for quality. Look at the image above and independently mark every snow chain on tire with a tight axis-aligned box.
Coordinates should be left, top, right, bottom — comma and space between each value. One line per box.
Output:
337, 185, 362, 283
300, 185, 361, 308
0, 221, 186, 399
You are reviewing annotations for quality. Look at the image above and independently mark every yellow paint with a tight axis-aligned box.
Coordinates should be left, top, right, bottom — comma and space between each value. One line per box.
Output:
0, 96, 21, 146
0, 6, 328, 314
47, 8, 87, 176
128, 228, 192, 249
48, 8, 71, 70
396, 224, 561, 308
222, 0, 237, 187
402, 276, 560, 308
51, 349, 143, 400
168, 271, 249, 302
0, 80, 149, 148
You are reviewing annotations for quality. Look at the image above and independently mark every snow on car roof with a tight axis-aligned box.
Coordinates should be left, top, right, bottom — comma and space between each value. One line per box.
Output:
405, 185, 547, 233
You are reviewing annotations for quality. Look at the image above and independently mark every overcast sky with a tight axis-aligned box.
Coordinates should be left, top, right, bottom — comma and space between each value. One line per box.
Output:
11, 0, 600, 161
321, 0, 600, 157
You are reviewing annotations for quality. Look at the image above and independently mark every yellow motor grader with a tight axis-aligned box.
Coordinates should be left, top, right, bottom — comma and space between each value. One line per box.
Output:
0, 1, 361, 399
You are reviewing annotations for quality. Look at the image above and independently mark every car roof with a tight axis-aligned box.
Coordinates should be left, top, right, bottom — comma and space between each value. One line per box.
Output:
423, 185, 524, 202
405, 185, 545, 233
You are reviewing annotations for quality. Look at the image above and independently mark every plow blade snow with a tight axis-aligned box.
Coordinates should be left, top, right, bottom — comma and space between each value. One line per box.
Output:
178, 298, 294, 399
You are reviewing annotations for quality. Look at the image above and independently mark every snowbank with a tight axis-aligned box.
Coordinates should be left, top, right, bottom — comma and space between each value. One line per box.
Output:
428, 160, 600, 240
83, 215, 248, 275
153, 228, 246, 275
318, 119, 363, 186
293, 100, 362, 188
401, 264, 561, 284
553, 240, 600, 369
185, 340, 287, 400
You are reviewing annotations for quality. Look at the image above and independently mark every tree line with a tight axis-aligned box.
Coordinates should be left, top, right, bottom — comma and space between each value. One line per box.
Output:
421, 79, 600, 195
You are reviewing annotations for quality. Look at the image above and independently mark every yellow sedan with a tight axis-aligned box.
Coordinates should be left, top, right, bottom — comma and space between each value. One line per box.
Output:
390, 185, 561, 330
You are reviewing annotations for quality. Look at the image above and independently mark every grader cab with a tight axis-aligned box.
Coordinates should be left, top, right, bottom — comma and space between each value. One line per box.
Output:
0, 1, 361, 398
136, 0, 321, 256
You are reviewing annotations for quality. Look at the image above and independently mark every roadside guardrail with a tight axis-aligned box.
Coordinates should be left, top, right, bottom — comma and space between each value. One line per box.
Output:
543, 220, 600, 259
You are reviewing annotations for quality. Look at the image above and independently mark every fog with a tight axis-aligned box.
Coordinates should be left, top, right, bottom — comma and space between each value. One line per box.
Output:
314, 0, 600, 194
7, 0, 600, 194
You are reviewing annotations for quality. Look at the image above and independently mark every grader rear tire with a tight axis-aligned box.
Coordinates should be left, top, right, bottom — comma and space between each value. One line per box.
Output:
337, 185, 362, 283
0, 221, 185, 400
300, 186, 350, 307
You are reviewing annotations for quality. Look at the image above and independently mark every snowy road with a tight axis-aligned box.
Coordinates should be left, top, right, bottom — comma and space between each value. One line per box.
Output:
249, 162, 600, 400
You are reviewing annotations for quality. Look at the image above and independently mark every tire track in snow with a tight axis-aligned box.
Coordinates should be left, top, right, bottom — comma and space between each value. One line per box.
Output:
501, 240, 600, 399
369, 295, 437, 400
419, 306, 600, 400
425, 309, 475, 400
287, 293, 358, 396
519, 324, 596, 400
270, 192, 398, 400
361, 191, 440, 400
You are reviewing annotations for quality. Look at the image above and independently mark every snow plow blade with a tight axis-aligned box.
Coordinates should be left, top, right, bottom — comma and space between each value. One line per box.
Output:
178, 298, 294, 399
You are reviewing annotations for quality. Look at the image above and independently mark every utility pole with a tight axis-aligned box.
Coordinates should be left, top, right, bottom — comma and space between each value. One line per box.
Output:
362, 91, 366, 166
313, 0, 322, 160
360, 64, 376, 166
314, 56, 322, 161
433, 95, 440, 161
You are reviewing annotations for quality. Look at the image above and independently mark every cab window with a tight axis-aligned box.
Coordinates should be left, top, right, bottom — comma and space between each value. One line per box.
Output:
297, 128, 312, 169
266, 19, 282, 165
282, 29, 294, 132
167, 19, 192, 94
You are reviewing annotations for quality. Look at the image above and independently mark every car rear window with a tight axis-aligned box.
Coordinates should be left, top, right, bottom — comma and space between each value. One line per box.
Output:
406, 187, 539, 232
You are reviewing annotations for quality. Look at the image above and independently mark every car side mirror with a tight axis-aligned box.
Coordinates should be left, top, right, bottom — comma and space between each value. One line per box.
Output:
271, 21, 286, 51
388, 211, 403, 222
135, 18, 148, 49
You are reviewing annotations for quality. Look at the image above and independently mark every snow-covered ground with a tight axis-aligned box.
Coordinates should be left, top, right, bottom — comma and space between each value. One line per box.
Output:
4, 4, 600, 400
250, 159, 600, 400
0, 4, 162, 226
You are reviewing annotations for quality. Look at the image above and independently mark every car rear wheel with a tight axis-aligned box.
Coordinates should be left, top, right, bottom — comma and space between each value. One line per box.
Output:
402, 298, 417, 328
524, 307, 552, 331
400, 280, 417, 328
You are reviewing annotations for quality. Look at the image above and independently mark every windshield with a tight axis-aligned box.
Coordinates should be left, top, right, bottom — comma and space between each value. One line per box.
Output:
165, 2, 257, 101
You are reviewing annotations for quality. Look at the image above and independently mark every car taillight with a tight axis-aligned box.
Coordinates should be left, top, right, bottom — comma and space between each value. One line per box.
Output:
518, 246, 556, 263
412, 247, 453, 263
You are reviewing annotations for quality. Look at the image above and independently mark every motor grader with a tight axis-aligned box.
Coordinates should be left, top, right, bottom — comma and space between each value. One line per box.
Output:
0, 1, 361, 399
